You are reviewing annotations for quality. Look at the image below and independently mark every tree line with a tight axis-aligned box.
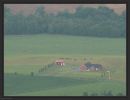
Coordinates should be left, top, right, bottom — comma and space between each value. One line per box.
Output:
4, 6, 126, 38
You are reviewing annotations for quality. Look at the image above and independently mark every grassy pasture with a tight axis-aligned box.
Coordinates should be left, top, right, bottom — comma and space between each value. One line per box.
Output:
4, 54, 126, 80
4, 74, 126, 96
4, 34, 126, 56
4, 34, 126, 96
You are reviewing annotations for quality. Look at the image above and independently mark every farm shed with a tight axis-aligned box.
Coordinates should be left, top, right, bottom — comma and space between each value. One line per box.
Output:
55, 59, 65, 66
80, 62, 103, 71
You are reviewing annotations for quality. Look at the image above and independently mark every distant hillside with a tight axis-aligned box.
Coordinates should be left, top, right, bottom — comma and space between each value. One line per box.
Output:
4, 6, 126, 38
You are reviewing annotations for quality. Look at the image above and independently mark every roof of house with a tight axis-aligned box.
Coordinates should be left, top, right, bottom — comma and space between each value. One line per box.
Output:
85, 63, 102, 69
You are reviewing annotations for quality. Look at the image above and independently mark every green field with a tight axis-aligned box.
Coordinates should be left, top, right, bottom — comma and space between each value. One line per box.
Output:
4, 34, 126, 96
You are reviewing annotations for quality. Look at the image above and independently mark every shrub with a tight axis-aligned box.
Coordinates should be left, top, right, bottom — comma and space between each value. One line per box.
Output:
116, 93, 124, 96
102, 91, 107, 96
106, 91, 113, 96
30, 72, 34, 76
83, 92, 88, 96
14, 72, 18, 75
90, 93, 98, 96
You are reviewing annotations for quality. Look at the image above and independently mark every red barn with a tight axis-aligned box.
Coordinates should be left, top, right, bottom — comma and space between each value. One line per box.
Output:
55, 59, 65, 66
80, 64, 86, 71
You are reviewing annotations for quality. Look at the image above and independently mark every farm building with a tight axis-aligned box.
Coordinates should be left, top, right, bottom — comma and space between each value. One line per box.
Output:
55, 59, 65, 66
80, 62, 103, 71
80, 64, 87, 72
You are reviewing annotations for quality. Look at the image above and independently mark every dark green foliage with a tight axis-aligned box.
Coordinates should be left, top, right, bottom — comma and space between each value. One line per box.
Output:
30, 72, 34, 76
102, 90, 113, 96
90, 93, 98, 96
85, 62, 92, 66
14, 72, 18, 75
4, 6, 126, 38
101, 73, 104, 78
102, 91, 107, 96
83, 92, 88, 96
116, 92, 124, 96
47, 63, 54, 68
106, 90, 113, 96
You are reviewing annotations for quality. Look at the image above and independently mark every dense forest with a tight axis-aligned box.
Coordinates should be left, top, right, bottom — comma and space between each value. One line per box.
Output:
4, 6, 126, 37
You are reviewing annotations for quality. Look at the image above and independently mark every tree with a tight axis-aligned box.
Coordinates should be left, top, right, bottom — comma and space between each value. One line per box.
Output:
4, 7, 15, 34
4, 6, 126, 38
34, 6, 45, 17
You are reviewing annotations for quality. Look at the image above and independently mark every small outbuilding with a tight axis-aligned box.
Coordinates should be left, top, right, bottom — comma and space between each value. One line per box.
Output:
80, 64, 87, 72
55, 59, 65, 66
80, 62, 103, 71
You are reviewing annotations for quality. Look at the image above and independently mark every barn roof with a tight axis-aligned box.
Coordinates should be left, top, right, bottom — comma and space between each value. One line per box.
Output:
85, 63, 102, 68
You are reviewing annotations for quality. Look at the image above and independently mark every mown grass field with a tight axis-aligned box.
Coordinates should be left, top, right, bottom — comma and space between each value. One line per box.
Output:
4, 34, 126, 96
